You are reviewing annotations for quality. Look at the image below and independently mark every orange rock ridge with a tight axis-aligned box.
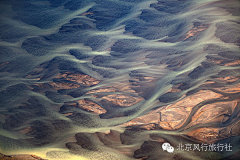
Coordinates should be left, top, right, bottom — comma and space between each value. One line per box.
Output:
33, 72, 101, 90
0, 153, 45, 160
85, 83, 144, 107
224, 59, 240, 66
102, 94, 143, 107
54, 72, 100, 86
77, 99, 107, 114
214, 83, 240, 93
186, 116, 240, 143
0, 62, 9, 68
123, 81, 240, 143
215, 76, 239, 83
123, 90, 224, 130
184, 24, 209, 40
48, 82, 81, 90
63, 99, 106, 114
186, 101, 238, 129
86, 87, 117, 95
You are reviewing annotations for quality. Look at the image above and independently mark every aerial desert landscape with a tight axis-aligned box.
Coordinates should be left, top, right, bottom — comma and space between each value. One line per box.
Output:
0, 0, 239, 159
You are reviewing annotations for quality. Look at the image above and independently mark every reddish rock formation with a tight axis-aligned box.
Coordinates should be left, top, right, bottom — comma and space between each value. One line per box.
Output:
0, 153, 45, 160
123, 90, 223, 130
123, 83, 240, 143
31, 72, 100, 91
19, 126, 32, 134
48, 82, 81, 90
86, 84, 138, 96
214, 83, 240, 93
48, 72, 100, 90
184, 24, 209, 40
102, 94, 143, 107
167, 83, 182, 93
224, 59, 240, 66
86, 83, 144, 107
77, 99, 107, 114
64, 99, 107, 114
0, 62, 9, 68
86, 87, 117, 95
123, 113, 160, 128
185, 101, 238, 129
80, 12, 94, 16
186, 116, 240, 143
215, 76, 239, 83
55, 72, 100, 86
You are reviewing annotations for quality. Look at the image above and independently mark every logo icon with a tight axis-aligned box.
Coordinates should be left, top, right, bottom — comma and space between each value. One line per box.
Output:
162, 142, 174, 153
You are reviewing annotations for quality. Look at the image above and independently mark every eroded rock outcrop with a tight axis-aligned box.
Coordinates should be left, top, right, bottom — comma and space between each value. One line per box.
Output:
0, 153, 45, 160
62, 99, 106, 115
